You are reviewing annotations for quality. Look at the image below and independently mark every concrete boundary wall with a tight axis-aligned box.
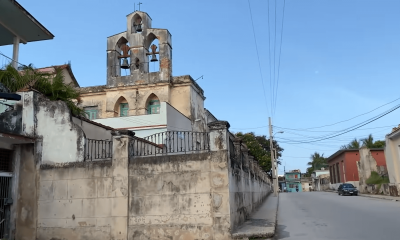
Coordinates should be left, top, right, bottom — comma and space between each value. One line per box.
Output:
15, 122, 272, 240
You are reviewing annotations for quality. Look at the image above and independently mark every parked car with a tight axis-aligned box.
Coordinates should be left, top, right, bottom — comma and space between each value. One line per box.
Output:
338, 183, 358, 196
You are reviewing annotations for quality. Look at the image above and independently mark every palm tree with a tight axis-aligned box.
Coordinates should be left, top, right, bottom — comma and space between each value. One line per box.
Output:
340, 138, 360, 150
0, 64, 84, 116
307, 152, 328, 175
361, 134, 374, 148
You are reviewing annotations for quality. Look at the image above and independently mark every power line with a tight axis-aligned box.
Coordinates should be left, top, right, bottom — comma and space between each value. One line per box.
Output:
233, 97, 400, 131
276, 97, 400, 131
267, 0, 273, 114
273, 0, 286, 116
247, 0, 271, 116
272, 0, 277, 118
278, 103, 400, 144
0, 52, 27, 68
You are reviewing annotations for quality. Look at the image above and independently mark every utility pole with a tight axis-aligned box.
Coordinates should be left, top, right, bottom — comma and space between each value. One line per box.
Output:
269, 117, 277, 197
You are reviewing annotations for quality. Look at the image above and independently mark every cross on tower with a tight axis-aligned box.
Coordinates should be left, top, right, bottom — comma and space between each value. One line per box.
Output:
137, 2, 142, 11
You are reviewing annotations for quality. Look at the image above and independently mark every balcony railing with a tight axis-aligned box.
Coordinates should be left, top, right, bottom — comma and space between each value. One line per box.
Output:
84, 139, 113, 161
129, 131, 210, 157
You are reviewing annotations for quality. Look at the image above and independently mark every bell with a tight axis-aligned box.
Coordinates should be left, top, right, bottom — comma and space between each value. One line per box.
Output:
136, 24, 142, 32
121, 58, 129, 69
150, 54, 158, 62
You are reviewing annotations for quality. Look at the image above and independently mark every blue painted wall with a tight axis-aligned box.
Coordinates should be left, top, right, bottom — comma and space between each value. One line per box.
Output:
285, 172, 302, 192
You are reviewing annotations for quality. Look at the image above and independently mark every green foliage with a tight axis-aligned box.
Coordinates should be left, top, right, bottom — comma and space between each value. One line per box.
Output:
0, 64, 84, 116
306, 152, 328, 175
341, 135, 385, 150
235, 132, 284, 172
340, 138, 361, 150
366, 171, 389, 185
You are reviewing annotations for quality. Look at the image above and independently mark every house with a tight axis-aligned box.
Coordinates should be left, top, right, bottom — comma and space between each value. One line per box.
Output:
311, 169, 329, 191
384, 125, 400, 196
77, 11, 212, 138
327, 149, 360, 190
0, 1, 54, 238
285, 170, 302, 192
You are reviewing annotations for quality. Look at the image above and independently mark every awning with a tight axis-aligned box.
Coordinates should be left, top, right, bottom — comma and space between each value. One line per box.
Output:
0, 0, 54, 46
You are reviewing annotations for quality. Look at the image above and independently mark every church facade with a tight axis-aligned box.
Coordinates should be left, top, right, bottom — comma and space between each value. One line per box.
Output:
79, 11, 209, 137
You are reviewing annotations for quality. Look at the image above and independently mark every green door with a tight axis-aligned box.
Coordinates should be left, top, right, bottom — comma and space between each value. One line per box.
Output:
120, 103, 129, 117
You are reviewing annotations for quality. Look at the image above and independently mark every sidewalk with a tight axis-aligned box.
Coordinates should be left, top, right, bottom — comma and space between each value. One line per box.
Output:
324, 189, 400, 201
232, 194, 279, 240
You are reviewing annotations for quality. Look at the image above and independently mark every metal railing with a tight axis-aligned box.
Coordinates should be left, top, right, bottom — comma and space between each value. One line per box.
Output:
84, 139, 113, 161
130, 131, 210, 157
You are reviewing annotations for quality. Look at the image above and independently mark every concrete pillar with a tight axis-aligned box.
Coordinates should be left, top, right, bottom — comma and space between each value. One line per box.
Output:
110, 130, 134, 240
207, 121, 230, 152
12, 36, 20, 69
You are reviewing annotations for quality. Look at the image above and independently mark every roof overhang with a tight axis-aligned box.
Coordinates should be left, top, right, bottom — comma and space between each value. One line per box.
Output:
0, 0, 54, 46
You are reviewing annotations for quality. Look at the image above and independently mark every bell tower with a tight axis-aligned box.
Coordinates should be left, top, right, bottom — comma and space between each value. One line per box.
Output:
106, 11, 173, 87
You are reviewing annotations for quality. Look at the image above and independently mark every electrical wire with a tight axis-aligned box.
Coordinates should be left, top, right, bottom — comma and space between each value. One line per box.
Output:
272, 0, 277, 118
247, 0, 271, 116
0, 52, 27, 68
276, 97, 400, 131
273, 0, 286, 116
232, 97, 400, 131
267, 0, 273, 114
277, 103, 400, 144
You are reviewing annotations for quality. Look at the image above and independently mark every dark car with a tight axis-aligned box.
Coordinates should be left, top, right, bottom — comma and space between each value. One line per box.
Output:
338, 183, 358, 196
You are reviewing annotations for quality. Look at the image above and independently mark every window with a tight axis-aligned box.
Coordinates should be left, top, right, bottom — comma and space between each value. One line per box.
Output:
84, 107, 98, 120
120, 103, 129, 117
0, 149, 12, 172
289, 184, 296, 188
147, 100, 160, 114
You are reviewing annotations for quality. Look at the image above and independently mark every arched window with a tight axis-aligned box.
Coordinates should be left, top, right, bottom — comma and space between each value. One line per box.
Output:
146, 94, 160, 114
116, 37, 130, 76
145, 33, 160, 73
114, 96, 129, 117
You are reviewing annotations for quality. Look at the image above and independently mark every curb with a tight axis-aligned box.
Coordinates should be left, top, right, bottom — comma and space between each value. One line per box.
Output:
232, 193, 279, 240
324, 190, 399, 202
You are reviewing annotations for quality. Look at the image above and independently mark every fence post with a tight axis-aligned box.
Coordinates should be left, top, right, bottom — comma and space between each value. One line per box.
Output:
110, 130, 134, 240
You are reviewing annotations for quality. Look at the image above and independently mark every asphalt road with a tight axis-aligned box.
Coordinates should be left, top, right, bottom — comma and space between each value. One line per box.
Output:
274, 191, 400, 240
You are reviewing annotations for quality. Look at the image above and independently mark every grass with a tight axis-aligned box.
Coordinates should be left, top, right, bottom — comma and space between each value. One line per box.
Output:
366, 171, 389, 185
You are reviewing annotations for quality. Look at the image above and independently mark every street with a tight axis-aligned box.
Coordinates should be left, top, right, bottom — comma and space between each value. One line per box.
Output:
274, 192, 400, 240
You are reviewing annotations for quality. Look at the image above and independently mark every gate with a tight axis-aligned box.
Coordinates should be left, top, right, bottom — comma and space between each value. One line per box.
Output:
0, 173, 12, 239
0, 148, 13, 239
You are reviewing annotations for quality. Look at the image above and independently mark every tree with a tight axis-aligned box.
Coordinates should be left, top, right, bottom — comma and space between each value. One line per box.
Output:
235, 132, 284, 172
340, 135, 385, 150
306, 152, 328, 176
340, 138, 360, 150
361, 134, 374, 148
0, 64, 84, 116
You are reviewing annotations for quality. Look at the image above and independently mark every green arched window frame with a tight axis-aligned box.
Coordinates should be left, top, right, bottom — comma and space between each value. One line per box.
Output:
148, 100, 160, 114
120, 103, 129, 117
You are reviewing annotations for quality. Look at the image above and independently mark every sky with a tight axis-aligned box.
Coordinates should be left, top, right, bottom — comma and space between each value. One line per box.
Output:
2, 0, 400, 173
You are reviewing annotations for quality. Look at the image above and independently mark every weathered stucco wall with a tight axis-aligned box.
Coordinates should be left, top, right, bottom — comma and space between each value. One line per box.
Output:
385, 131, 400, 194
18, 123, 272, 240
34, 133, 130, 240
228, 139, 271, 231
34, 94, 85, 164
128, 151, 232, 240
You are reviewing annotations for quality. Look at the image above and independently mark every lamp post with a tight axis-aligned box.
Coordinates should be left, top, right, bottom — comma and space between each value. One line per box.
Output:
269, 116, 283, 197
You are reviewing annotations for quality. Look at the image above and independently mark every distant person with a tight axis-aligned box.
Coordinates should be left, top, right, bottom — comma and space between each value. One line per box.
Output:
296, 185, 299, 192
